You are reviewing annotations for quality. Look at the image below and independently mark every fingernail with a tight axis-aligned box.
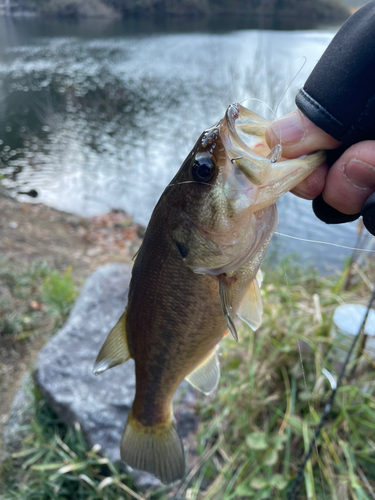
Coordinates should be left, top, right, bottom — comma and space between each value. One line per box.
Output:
343, 159, 375, 190
270, 111, 305, 145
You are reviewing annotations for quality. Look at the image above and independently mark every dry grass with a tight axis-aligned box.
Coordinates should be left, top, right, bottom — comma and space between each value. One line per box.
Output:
183, 256, 375, 500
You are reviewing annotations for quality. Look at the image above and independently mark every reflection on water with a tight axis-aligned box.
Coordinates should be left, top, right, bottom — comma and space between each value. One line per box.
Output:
0, 17, 362, 269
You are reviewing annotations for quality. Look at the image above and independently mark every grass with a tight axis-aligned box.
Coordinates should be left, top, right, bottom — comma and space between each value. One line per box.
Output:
1, 256, 375, 499
42, 267, 77, 317
0, 387, 145, 500
188, 257, 375, 500
0, 258, 77, 340
0, 255, 79, 472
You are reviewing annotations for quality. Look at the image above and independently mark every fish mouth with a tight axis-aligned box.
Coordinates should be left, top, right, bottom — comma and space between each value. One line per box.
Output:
222, 102, 325, 201
221, 103, 278, 188
224, 103, 271, 162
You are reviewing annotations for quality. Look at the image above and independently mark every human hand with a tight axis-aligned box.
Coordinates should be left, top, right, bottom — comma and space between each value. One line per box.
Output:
265, 109, 375, 216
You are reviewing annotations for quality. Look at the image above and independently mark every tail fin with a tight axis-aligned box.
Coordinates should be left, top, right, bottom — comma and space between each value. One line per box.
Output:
121, 413, 185, 484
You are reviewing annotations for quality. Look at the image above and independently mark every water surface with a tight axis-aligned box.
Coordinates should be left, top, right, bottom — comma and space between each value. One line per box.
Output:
0, 17, 366, 270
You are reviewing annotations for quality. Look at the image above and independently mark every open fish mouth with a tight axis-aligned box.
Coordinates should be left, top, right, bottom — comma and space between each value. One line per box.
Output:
225, 102, 271, 161
170, 102, 325, 277
222, 102, 326, 207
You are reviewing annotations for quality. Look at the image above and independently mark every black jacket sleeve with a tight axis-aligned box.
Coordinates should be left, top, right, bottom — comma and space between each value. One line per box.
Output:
296, 0, 375, 145
295, 1, 375, 235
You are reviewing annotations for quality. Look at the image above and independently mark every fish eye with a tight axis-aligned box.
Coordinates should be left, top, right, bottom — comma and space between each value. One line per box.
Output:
191, 157, 215, 183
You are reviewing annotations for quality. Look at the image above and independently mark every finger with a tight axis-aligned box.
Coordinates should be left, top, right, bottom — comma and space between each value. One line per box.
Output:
290, 162, 329, 200
265, 109, 341, 158
322, 141, 375, 215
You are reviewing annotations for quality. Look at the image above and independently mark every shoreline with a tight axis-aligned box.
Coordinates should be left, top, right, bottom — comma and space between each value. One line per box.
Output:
2, 192, 374, 498
0, 194, 143, 444
0, 0, 350, 25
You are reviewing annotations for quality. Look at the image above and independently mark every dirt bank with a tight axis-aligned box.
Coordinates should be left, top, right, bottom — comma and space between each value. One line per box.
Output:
0, 194, 143, 443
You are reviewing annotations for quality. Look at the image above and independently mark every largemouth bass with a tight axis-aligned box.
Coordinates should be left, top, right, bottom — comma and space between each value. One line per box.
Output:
94, 103, 325, 483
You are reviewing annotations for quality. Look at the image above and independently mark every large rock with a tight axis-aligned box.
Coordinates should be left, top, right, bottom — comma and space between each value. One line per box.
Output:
2, 373, 35, 461
34, 263, 199, 486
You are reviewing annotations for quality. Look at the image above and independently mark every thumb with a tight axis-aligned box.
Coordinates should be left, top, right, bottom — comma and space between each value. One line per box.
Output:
265, 109, 341, 158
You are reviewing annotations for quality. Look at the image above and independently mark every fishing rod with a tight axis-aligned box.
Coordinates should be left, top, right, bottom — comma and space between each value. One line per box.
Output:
287, 286, 375, 500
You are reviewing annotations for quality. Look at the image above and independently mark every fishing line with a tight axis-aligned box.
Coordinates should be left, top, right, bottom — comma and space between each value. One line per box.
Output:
165, 188, 375, 256
278, 225, 374, 497
270, 53, 352, 491
275, 231, 375, 254
287, 284, 375, 500
273, 57, 307, 118
233, 50, 372, 497
240, 56, 307, 147
238, 96, 276, 118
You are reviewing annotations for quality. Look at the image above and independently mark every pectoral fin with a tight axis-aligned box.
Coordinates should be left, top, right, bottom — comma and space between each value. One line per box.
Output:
256, 269, 263, 287
185, 347, 220, 395
237, 278, 263, 331
219, 276, 238, 341
93, 311, 131, 375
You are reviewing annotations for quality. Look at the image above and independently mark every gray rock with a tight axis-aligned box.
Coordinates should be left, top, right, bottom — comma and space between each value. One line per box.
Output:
34, 263, 199, 486
2, 373, 35, 460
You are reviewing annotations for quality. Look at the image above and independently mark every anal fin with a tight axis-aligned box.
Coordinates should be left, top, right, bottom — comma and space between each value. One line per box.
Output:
185, 347, 220, 395
237, 277, 263, 331
93, 311, 130, 375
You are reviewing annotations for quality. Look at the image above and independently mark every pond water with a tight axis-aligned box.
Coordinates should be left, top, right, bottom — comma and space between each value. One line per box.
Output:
0, 16, 369, 270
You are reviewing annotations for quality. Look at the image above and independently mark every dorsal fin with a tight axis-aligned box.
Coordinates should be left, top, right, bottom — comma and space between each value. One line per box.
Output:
237, 278, 263, 331
93, 311, 131, 375
185, 347, 220, 395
